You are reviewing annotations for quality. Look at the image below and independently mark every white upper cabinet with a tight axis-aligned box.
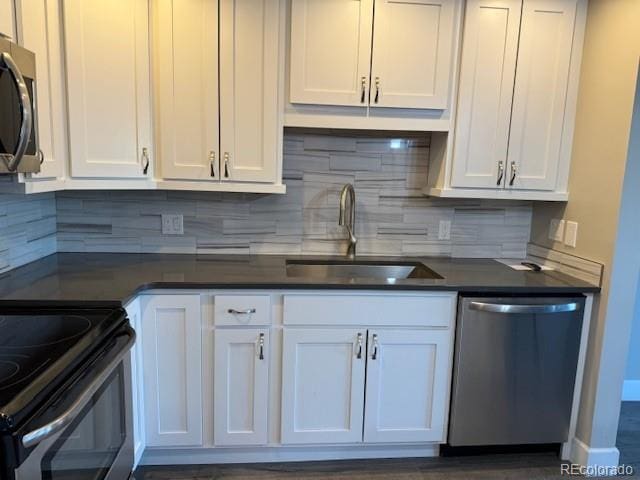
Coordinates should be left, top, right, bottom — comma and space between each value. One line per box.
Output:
281, 328, 366, 444
370, 0, 455, 109
63, 0, 153, 179
433, 0, 585, 200
363, 329, 451, 443
15, 0, 67, 182
141, 295, 203, 447
219, 0, 281, 184
507, 0, 578, 191
289, 0, 458, 111
153, 0, 219, 181
214, 328, 270, 446
450, 0, 521, 189
289, 0, 373, 107
0, 0, 15, 39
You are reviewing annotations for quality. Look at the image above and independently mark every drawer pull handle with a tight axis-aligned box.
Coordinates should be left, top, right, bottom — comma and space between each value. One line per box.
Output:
227, 308, 256, 315
258, 333, 265, 360
356, 333, 363, 359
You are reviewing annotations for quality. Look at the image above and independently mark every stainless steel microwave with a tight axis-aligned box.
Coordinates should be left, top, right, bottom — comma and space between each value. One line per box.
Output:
0, 37, 40, 174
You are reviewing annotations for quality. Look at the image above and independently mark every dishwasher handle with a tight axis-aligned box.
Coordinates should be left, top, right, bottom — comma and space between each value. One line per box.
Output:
468, 301, 580, 314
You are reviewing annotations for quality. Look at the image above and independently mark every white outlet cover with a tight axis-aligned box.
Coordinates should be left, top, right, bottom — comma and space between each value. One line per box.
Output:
549, 218, 565, 242
565, 221, 578, 248
162, 214, 184, 235
438, 220, 452, 241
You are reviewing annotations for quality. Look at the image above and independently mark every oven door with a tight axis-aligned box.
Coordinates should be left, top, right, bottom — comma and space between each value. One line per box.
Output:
14, 327, 135, 480
0, 38, 40, 174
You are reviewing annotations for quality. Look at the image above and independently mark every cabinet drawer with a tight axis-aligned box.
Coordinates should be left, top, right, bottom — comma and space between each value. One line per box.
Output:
215, 295, 271, 326
283, 293, 455, 327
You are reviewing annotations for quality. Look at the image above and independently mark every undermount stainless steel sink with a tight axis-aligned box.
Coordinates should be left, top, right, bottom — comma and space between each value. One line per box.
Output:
285, 260, 443, 280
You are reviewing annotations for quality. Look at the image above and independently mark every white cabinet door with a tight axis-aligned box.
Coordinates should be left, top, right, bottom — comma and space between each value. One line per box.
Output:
281, 328, 365, 444
370, 0, 456, 109
125, 299, 145, 469
363, 329, 451, 443
450, 0, 521, 189
64, 0, 153, 179
141, 295, 203, 447
16, 0, 66, 181
153, 0, 219, 181
289, 0, 373, 107
507, 0, 578, 191
214, 329, 269, 446
219, 0, 280, 184
0, 0, 15, 39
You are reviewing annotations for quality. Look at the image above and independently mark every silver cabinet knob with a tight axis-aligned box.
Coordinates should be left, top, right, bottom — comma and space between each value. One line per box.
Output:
371, 333, 379, 360
356, 333, 363, 359
142, 147, 150, 175
258, 333, 265, 360
360, 76, 366, 104
209, 150, 216, 178
497, 161, 504, 185
374, 77, 380, 104
509, 161, 517, 186
223, 152, 231, 179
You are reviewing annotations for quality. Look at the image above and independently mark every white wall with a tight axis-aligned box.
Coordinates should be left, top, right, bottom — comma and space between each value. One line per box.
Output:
580, 60, 640, 459
623, 74, 640, 397
624, 279, 640, 395
528, 0, 640, 465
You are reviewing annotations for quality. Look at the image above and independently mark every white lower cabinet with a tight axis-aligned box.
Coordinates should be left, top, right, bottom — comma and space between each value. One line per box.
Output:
140, 295, 203, 447
363, 329, 451, 443
134, 292, 455, 461
214, 328, 270, 446
125, 298, 145, 468
281, 327, 452, 445
281, 328, 366, 444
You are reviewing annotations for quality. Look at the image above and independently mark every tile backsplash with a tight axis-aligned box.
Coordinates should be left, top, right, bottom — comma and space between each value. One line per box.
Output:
0, 192, 57, 273
56, 130, 532, 257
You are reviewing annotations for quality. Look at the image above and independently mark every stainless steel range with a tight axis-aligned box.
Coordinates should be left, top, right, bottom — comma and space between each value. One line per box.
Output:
0, 307, 135, 480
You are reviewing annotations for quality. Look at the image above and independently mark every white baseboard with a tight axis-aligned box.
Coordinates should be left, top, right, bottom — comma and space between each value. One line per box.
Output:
570, 437, 620, 470
141, 444, 439, 466
622, 380, 640, 401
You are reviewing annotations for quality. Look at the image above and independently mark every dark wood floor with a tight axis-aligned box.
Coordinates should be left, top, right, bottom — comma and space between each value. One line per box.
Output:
133, 402, 640, 480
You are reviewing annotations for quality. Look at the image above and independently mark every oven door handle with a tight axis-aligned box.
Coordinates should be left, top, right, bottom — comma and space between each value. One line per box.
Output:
0, 51, 33, 172
21, 327, 136, 449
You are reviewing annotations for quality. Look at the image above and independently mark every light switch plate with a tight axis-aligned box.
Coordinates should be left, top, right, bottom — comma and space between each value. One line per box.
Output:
162, 214, 184, 235
438, 220, 451, 241
549, 219, 565, 242
564, 221, 578, 248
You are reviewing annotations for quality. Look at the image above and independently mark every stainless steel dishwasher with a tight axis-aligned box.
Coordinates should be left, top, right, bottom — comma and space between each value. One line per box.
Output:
448, 295, 585, 447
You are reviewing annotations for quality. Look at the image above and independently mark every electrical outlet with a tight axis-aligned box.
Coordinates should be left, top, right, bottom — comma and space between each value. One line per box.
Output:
549, 219, 565, 242
564, 221, 578, 248
438, 220, 451, 241
162, 214, 184, 235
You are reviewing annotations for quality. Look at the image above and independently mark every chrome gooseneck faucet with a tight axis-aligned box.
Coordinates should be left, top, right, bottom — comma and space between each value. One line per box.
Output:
339, 183, 357, 258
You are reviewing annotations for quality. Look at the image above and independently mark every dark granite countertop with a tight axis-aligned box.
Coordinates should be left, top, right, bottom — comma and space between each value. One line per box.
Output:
0, 253, 600, 307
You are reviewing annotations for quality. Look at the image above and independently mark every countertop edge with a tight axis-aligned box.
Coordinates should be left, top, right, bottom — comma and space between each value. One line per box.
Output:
0, 280, 600, 309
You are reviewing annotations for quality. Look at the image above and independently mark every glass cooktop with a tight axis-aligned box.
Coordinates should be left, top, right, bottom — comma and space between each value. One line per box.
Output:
0, 307, 127, 432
